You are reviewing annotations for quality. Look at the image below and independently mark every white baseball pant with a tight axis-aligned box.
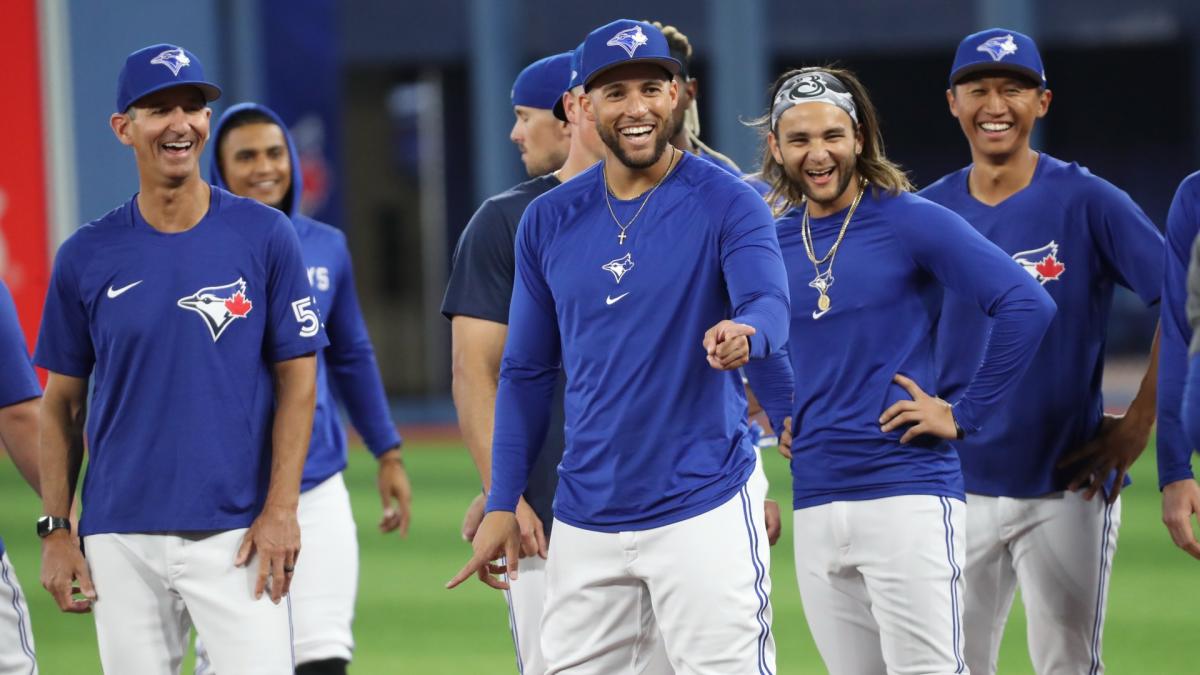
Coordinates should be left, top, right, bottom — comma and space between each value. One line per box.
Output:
794, 494, 967, 675
195, 473, 358, 672
962, 491, 1120, 675
0, 552, 37, 675
85, 529, 293, 674
540, 474, 775, 675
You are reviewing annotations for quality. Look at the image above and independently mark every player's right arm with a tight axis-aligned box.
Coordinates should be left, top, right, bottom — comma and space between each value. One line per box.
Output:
448, 203, 560, 590
1171, 225, 1200, 560
39, 372, 94, 612
445, 198, 546, 556
1159, 174, 1200, 558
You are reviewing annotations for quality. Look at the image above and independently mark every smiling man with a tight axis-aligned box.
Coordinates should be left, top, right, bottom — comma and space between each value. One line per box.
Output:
919, 28, 1164, 675
34, 44, 326, 673
448, 19, 789, 674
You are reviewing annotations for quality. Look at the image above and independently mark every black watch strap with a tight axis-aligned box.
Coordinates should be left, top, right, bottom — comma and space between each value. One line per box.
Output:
37, 516, 71, 538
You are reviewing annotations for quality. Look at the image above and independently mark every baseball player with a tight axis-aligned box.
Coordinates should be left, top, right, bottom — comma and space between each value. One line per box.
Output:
191, 102, 409, 675
0, 280, 42, 675
35, 44, 326, 674
1157, 171, 1200, 560
744, 66, 1054, 675
449, 20, 789, 674
919, 29, 1164, 675
511, 54, 573, 179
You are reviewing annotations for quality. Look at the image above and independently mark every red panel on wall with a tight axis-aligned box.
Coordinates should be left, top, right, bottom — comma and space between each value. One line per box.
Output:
0, 0, 50, 353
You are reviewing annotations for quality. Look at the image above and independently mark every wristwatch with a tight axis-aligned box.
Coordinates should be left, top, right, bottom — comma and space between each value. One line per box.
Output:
36, 515, 71, 538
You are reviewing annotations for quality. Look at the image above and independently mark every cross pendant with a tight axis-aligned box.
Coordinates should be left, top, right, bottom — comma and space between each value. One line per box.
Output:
618, 231, 627, 245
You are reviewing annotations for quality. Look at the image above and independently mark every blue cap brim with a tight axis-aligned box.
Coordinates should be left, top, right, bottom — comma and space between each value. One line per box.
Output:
950, 61, 1043, 87
125, 80, 222, 111
583, 57, 681, 90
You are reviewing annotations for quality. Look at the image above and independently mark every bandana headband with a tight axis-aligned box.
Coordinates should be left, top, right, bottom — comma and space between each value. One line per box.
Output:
771, 71, 858, 130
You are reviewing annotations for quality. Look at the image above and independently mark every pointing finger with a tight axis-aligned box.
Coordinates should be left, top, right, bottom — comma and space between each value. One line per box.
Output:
447, 551, 489, 589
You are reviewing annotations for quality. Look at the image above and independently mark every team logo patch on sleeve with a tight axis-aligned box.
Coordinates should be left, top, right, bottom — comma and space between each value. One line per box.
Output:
1012, 241, 1065, 284
977, 34, 1018, 62
150, 48, 192, 76
177, 278, 253, 341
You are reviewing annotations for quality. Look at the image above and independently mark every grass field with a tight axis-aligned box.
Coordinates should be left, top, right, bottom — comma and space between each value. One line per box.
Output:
1, 439, 1197, 674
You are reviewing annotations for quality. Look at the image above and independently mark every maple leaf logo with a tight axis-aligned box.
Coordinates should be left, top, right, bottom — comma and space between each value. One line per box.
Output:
1034, 254, 1065, 281
177, 278, 253, 341
225, 291, 253, 317
1012, 241, 1066, 285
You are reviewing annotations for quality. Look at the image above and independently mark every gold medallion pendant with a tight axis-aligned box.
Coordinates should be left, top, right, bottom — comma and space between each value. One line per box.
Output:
817, 294, 831, 311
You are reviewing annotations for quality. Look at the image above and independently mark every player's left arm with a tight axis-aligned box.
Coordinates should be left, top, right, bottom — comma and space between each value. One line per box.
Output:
880, 204, 1055, 442
0, 281, 42, 494
707, 187, 790, 370
323, 237, 410, 537
1058, 181, 1166, 502
0, 398, 41, 495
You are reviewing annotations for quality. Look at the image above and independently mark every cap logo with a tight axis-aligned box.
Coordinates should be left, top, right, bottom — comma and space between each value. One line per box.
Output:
977, 34, 1018, 62
150, 47, 191, 76
607, 25, 648, 58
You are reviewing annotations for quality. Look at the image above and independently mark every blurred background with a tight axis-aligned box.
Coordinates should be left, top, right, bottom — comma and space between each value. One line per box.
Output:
1, 1, 1199, 672
4, 0, 1196, 411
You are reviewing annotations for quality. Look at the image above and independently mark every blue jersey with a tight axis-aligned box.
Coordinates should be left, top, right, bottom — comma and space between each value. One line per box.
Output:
211, 103, 401, 492
34, 187, 328, 536
1158, 172, 1200, 487
744, 189, 1054, 509
920, 154, 1163, 497
487, 153, 790, 532
441, 174, 566, 536
0, 281, 41, 557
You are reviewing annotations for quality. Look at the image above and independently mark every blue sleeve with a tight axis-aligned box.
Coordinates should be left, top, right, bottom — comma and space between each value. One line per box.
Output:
721, 187, 791, 358
742, 345, 794, 434
1185, 353, 1200, 455
324, 236, 402, 456
0, 282, 41, 407
1158, 175, 1199, 487
1087, 178, 1164, 306
896, 201, 1056, 432
265, 215, 330, 361
440, 199, 516, 323
486, 206, 561, 513
33, 238, 95, 377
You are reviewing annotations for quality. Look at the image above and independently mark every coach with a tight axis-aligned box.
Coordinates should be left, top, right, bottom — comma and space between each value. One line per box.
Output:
34, 44, 326, 674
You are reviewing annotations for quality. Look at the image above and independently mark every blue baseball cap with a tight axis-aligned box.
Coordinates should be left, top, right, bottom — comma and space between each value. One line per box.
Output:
511, 52, 573, 110
552, 43, 585, 122
116, 43, 221, 113
579, 20, 680, 91
949, 28, 1046, 88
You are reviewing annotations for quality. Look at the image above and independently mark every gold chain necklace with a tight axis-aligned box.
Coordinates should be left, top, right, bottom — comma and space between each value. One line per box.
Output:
603, 145, 678, 245
801, 180, 866, 314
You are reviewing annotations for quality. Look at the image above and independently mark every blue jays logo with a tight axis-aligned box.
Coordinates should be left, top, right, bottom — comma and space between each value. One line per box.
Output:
1012, 241, 1066, 285
602, 253, 635, 283
150, 48, 191, 76
977, 34, 1018, 62
607, 26, 649, 58
177, 278, 253, 341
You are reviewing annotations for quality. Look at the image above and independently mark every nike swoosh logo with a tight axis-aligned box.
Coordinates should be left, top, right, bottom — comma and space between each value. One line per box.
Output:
811, 308, 830, 320
107, 280, 143, 299
605, 292, 630, 305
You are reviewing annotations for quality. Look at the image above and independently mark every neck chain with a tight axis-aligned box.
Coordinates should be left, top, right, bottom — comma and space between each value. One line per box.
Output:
801, 179, 867, 315
603, 145, 678, 245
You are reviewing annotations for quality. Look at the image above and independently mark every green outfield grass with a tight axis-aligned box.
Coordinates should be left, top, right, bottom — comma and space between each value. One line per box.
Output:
1, 440, 1196, 674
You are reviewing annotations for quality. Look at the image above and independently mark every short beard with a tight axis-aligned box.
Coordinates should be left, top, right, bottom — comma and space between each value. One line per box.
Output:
524, 148, 567, 178
597, 123, 669, 170
784, 155, 857, 210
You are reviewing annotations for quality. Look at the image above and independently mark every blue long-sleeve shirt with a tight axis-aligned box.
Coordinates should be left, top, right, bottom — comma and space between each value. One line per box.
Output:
1160, 172, 1200, 487
923, 156, 1162, 497
211, 103, 401, 491
745, 188, 1054, 509
486, 153, 790, 531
